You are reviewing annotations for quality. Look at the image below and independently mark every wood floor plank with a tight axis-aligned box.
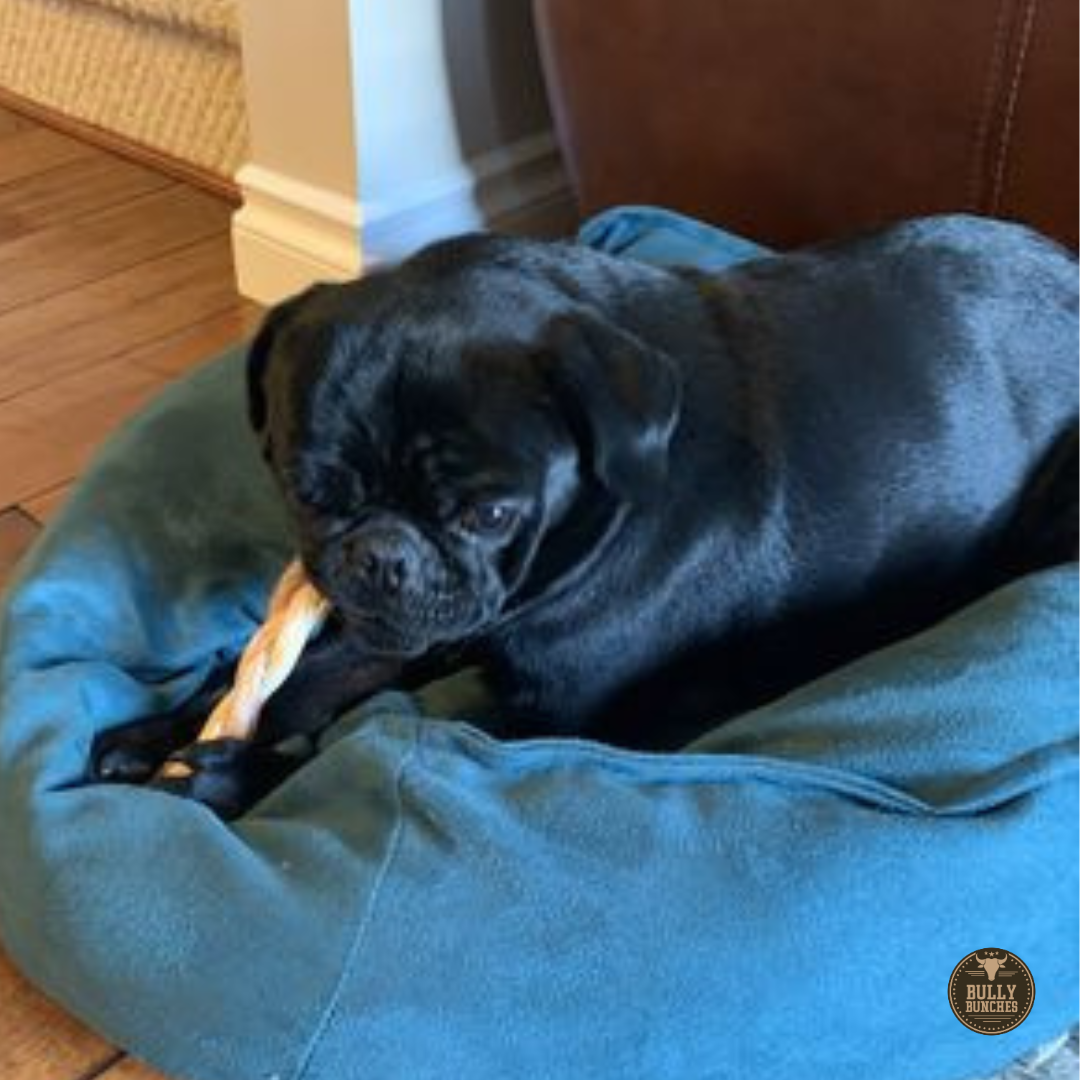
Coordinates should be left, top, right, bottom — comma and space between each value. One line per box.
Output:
0, 357, 169, 508
0, 126, 95, 186
0, 944, 119, 1080
20, 483, 73, 526
0, 185, 231, 315
0, 507, 40, 590
128, 303, 264, 377
0, 237, 242, 401
0, 107, 33, 137
0, 153, 173, 243
13, 305, 262, 523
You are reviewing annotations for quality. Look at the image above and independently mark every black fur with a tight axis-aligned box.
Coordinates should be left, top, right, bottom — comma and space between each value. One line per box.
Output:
93, 215, 1078, 814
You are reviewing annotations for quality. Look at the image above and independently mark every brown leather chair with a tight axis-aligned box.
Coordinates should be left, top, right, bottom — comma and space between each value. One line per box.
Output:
534, 0, 1077, 248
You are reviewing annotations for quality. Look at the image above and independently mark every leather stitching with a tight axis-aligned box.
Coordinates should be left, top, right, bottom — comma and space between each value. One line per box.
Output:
988, 0, 1039, 214
968, 0, 1015, 211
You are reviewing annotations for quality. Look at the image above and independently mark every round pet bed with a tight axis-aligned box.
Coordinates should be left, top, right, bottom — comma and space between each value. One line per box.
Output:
0, 209, 1076, 1080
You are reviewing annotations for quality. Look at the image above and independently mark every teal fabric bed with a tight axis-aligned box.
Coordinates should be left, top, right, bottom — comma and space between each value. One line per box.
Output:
0, 209, 1076, 1080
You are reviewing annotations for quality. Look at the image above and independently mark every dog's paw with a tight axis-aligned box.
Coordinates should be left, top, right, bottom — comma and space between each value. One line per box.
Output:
91, 707, 209, 784
92, 733, 165, 784
150, 739, 307, 820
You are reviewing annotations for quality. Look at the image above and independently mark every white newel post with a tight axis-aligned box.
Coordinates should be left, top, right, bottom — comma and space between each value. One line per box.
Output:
232, 0, 573, 305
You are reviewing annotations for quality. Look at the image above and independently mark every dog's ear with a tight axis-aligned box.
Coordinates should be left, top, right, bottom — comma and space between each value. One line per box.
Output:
539, 313, 682, 498
246, 288, 323, 448
246, 304, 291, 438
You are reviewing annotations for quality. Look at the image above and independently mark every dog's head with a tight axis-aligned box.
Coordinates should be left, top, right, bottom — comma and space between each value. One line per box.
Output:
247, 235, 681, 657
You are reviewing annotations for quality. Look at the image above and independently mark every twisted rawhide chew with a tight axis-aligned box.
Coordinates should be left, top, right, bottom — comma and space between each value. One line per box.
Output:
158, 560, 330, 780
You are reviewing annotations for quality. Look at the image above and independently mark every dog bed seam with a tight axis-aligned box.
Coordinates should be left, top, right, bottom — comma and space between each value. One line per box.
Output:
292, 730, 420, 1080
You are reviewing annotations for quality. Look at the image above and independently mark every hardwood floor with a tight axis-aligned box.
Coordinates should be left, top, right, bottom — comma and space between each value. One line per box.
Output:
0, 106, 262, 1080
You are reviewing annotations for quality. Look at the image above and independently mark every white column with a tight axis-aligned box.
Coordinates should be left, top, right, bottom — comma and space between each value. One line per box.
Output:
232, 0, 573, 305
232, 0, 362, 303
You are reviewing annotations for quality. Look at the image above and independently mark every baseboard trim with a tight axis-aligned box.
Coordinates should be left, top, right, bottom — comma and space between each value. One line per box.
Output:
232, 164, 363, 303
232, 131, 576, 303
361, 131, 577, 264
0, 87, 240, 203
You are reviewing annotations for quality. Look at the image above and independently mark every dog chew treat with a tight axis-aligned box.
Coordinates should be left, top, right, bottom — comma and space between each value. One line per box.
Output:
157, 560, 330, 780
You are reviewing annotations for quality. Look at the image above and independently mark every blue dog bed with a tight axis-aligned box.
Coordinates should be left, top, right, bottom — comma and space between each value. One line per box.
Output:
0, 210, 1076, 1080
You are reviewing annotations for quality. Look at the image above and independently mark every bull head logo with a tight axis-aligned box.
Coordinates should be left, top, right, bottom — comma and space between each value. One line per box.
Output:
974, 951, 1015, 982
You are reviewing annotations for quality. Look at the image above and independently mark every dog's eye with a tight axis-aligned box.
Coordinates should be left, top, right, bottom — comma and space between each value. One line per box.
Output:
457, 501, 519, 538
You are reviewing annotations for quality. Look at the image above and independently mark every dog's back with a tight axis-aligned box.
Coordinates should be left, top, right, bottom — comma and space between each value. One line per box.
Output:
493, 216, 1079, 746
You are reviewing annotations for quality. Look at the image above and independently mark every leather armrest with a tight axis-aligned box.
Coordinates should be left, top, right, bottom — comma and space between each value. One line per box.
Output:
534, 0, 1077, 247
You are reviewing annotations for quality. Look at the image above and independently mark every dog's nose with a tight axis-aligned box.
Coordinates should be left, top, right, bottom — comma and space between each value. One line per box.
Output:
346, 527, 415, 596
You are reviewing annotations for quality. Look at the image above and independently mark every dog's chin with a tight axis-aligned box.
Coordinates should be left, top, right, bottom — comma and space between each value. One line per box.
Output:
330, 592, 503, 659
303, 544, 509, 657
341, 611, 438, 659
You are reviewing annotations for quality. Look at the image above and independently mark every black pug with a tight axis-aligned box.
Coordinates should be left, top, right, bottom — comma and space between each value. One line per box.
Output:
93, 214, 1078, 816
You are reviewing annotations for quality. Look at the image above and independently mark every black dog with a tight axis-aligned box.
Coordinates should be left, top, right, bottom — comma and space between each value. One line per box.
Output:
93, 214, 1078, 815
